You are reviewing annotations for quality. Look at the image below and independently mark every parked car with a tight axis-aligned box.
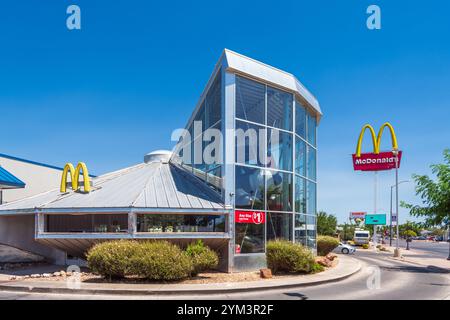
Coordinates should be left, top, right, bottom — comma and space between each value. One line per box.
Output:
435, 236, 444, 242
417, 236, 427, 240
334, 242, 356, 254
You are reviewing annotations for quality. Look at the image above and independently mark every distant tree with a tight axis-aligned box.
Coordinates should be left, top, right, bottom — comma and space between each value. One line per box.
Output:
402, 230, 417, 238
398, 220, 422, 237
401, 149, 450, 259
317, 211, 338, 236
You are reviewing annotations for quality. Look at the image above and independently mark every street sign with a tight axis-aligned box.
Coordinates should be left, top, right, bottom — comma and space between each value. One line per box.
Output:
365, 214, 387, 225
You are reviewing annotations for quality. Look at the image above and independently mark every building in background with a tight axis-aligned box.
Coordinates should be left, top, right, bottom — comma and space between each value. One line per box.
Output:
0, 49, 322, 271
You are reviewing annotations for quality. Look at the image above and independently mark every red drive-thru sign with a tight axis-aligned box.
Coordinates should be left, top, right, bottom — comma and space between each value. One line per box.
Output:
352, 151, 402, 171
235, 210, 265, 224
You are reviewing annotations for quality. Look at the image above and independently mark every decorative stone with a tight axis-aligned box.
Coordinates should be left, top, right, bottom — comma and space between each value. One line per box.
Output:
316, 257, 332, 267
42, 273, 52, 278
325, 253, 338, 261
30, 274, 41, 278
9, 276, 16, 280
260, 268, 273, 279
53, 272, 61, 277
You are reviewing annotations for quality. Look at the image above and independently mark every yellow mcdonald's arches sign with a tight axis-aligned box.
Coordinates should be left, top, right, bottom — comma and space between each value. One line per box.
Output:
60, 162, 91, 193
352, 122, 402, 171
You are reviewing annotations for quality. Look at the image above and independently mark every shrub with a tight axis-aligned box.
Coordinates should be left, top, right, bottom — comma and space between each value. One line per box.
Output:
311, 262, 325, 273
87, 240, 140, 279
317, 236, 340, 256
362, 244, 369, 249
129, 241, 193, 281
266, 240, 316, 274
185, 240, 219, 276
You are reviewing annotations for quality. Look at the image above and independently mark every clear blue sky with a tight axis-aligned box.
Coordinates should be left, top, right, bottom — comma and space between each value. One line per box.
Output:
1, 1, 449, 223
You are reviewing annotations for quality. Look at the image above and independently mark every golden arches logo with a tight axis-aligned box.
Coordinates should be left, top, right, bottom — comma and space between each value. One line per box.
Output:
60, 162, 91, 193
355, 122, 398, 157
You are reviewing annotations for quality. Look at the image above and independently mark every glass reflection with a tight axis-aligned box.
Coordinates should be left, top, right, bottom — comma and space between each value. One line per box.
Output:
267, 212, 292, 241
295, 100, 306, 138
267, 129, 293, 171
235, 223, 265, 254
266, 171, 292, 212
235, 165, 265, 210
295, 176, 306, 213
236, 76, 265, 125
267, 86, 293, 131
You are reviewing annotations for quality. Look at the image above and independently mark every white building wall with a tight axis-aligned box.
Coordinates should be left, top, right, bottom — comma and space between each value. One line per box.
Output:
0, 156, 63, 203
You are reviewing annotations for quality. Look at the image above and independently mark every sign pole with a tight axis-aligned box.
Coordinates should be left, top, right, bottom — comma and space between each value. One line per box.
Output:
373, 171, 378, 247
394, 150, 401, 257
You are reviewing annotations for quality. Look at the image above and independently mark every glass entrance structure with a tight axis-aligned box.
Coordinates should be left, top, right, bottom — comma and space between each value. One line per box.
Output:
171, 49, 322, 271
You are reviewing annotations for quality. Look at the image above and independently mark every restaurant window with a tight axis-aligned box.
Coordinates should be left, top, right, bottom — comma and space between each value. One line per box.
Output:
295, 175, 306, 213
235, 165, 265, 210
235, 222, 265, 254
295, 100, 306, 138
235, 120, 266, 167
266, 171, 293, 212
307, 111, 316, 146
267, 212, 292, 241
136, 214, 225, 233
307, 145, 316, 181
307, 181, 316, 215
236, 76, 265, 125
295, 137, 306, 177
45, 214, 128, 233
267, 86, 293, 131
267, 128, 293, 171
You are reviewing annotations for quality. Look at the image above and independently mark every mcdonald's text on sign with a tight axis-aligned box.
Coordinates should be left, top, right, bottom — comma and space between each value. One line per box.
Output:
352, 151, 402, 171
235, 210, 265, 224
353, 122, 402, 172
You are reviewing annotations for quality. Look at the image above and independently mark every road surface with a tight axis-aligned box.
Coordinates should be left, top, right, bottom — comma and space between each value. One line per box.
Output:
0, 249, 448, 300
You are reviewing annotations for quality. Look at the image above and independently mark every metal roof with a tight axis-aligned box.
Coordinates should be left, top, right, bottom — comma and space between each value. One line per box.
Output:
0, 166, 25, 189
0, 162, 225, 214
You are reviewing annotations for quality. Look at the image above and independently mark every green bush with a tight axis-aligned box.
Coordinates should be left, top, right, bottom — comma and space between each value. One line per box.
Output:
266, 240, 316, 274
185, 240, 219, 276
362, 244, 369, 249
87, 240, 140, 279
317, 236, 340, 256
129, 241, 193, 281
311, 262, 325, 273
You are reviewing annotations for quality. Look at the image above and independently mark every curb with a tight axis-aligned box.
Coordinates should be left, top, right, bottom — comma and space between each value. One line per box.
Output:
0, 257, 362, 296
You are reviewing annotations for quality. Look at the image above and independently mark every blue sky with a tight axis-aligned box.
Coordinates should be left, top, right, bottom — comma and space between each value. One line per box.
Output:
1, 1, 449, 223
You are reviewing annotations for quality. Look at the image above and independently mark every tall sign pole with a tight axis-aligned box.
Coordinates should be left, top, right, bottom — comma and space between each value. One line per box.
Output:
352, 122, 402, 255
393, 150, 401, 257
373, 171, 378, 247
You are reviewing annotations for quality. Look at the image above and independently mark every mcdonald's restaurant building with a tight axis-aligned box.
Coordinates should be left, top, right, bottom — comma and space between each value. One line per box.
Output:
0, 49, 322, 272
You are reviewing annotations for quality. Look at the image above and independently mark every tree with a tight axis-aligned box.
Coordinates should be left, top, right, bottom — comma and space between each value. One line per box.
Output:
398, 220, 422, 237
401, 149, 450, 259
317, 211, 338, 236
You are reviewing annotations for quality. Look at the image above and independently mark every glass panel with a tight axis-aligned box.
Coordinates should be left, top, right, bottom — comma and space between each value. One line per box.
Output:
45, 214, 128, 233
307, 145, 316, 181
295, 214, 307, 246
307, 181, 316, 215
137, 214, 225, 233
295, 100, 306, 138
295, 175, 306, 213
267, 86, 293, 131
295, 137, 306, 177
235, 120, 266, 167
267, 212, 292, 241
307, 111, 316, 146
206, 165, 223, 192
235, 165, 265, 210
206, 71, 222, 128
235, 76, 265, 125
306, 215, 316, 248
267, 128, 293, 171
266, 170, 293, 212
235, 223, 265, 253
295, 229, 307, 246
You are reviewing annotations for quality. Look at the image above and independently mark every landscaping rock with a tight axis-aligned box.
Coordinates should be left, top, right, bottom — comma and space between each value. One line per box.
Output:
259, 268, 273, 279
53, 272, 61, 277
42, 273, 52, 278
326, 253, 338, 261
315, 257, 332, 267
30, 274, 41, 278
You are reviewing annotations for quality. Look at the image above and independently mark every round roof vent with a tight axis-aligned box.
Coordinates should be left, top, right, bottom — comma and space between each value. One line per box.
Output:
144, 150, 172, 164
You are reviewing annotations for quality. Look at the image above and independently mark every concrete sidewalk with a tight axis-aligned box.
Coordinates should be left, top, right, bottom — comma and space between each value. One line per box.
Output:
381, 245, 450, 270
0, 255, 361, 296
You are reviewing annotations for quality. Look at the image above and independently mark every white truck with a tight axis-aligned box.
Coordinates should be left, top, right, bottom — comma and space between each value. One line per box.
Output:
353, 230, 370, 245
